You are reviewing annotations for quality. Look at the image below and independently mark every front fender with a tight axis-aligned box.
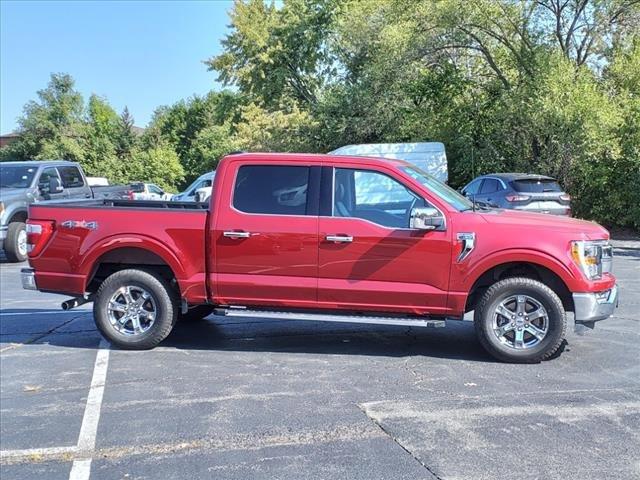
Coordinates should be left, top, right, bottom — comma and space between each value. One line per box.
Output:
456, 248, 578, 292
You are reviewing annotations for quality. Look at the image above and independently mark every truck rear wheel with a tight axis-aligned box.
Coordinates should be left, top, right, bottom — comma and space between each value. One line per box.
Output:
474, 277, 566, 363
93, 269, 177, 349
5, 222, 28, 263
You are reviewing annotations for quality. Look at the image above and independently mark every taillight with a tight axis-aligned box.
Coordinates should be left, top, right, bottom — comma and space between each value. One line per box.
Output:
560, 194, 571, 202
26, 220, 55, 257
505, 194, 531, 202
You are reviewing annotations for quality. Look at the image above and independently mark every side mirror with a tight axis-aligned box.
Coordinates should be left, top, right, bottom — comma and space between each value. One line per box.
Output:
410, 207, 445, 230
49, 177, 64, 194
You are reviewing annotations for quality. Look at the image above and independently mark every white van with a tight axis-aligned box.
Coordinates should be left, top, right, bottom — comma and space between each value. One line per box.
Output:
329, 142, 448, 183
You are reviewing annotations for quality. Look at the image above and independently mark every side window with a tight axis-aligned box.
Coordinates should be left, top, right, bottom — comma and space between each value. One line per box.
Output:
479, 178, 499, 194
333, 168, 424, 228
149, 184, 164, 195
57, 166, 85, 188
234, 165, 310, 215
38, 167, 61, 192
464, 179, 481, 195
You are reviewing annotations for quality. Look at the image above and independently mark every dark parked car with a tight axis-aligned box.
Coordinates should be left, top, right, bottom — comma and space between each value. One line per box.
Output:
461, 173, 571, 216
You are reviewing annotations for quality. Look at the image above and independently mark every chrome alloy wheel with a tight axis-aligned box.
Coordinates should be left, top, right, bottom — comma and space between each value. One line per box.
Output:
17, 228, 27, 257
492, 295, 549, 349
107, 286, 157, 336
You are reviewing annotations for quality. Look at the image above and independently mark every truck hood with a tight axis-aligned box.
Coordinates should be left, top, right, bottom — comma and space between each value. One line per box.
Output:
478, 208, 608, 240
0, 187, 29, 202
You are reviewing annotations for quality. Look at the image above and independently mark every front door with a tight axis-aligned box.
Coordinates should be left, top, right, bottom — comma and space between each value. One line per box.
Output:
213, 163, 320, 308
318, 166, 452, 315
36, 167, 67, 201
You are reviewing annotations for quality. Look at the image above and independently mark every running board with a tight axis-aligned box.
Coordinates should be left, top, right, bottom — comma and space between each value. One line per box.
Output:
215, 307, 446, 328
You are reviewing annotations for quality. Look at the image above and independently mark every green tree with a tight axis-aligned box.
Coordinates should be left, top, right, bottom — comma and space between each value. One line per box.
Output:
1, 73, 85, 162
207, 0, 337, 109
145, 90, 243, 183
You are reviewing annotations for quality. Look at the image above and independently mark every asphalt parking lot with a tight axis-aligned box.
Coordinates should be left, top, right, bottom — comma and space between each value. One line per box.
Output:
1, 244, 639, 480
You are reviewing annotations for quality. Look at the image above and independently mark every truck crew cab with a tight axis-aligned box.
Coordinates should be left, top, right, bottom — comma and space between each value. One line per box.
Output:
21, 153, 618, 362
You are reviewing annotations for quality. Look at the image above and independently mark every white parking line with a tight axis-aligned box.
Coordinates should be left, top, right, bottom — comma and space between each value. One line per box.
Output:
69, 339, 110, 480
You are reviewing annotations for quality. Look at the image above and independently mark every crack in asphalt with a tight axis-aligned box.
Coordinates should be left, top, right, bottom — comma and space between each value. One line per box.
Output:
359, 404, 443, 480
0, 315, 85, 353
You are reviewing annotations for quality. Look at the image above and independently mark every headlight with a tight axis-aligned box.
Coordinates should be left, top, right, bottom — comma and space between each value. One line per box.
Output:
571, 240, 612, 280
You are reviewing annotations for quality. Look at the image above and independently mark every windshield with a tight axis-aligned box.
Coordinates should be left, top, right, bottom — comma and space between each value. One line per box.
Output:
0, 165, 38, 188
400, 165, 473, 211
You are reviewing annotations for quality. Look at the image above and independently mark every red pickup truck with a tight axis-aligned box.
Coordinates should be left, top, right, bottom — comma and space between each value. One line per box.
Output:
21, 153, 618, 362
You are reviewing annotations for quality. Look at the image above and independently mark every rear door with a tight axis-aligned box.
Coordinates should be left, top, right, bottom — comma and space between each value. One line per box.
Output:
213, 162, 320, 308
318, 165, 451, 315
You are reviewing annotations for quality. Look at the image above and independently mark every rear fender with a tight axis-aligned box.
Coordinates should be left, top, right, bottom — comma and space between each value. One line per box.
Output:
80, 234, 186, 291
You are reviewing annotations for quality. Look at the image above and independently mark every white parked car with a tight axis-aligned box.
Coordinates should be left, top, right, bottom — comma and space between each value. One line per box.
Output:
172, 171, 215, 202
130, 182, 173, 201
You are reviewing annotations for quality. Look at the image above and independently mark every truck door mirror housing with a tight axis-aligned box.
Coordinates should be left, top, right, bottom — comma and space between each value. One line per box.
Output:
410, 207, 445, 230
49, 177, 64, 194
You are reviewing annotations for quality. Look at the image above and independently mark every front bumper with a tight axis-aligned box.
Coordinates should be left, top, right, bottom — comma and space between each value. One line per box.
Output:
573, 285, 618, 324
21, 268, 37, 291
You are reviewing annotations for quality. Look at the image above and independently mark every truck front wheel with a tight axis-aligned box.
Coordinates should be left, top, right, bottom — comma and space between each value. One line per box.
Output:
5, 222, 28, 262
93, 269, 178, 349
474, 277, 566, 363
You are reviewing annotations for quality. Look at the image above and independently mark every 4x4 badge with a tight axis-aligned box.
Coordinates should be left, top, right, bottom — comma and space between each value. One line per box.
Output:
61, 220, 98, 230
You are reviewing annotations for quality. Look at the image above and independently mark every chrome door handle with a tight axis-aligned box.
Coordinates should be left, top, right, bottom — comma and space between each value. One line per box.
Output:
326, 235, 353, 243
223, 231, 251, 239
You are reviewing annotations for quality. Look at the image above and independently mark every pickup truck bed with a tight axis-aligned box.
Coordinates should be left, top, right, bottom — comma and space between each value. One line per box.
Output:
22, 152, 618, 363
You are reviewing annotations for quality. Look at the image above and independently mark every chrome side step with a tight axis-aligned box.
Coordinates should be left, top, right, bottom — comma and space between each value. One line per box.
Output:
216, 307, 445, 328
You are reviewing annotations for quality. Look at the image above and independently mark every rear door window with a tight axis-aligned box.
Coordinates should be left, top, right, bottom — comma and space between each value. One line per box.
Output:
512, 179, 562, 193
479, 178, 500, 194
57, 166, 85, 188
234, 165, 310, 215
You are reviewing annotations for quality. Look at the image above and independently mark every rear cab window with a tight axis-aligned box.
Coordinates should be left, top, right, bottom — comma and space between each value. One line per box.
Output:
511, 178, 562, 193
233, 165, 311, 215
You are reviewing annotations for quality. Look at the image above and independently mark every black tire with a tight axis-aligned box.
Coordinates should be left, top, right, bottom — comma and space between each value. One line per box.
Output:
179, 305, 214, 322
474, 277, 566, 363
5, 222, 27, 262
93, 269, 178, 350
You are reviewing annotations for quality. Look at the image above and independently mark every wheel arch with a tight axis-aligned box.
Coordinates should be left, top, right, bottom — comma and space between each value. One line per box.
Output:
8, 209, 28, 224
465, 261, 574, 314
82, 239, 185, 295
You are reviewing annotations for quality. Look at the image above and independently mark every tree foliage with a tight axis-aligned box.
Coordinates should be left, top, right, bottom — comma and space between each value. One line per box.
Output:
209, 0, 640, 230
2, 2, 638, 229
0, 73, 184, 190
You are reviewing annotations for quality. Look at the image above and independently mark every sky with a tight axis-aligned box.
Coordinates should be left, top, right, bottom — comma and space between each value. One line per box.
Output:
0, 0, 234, 133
